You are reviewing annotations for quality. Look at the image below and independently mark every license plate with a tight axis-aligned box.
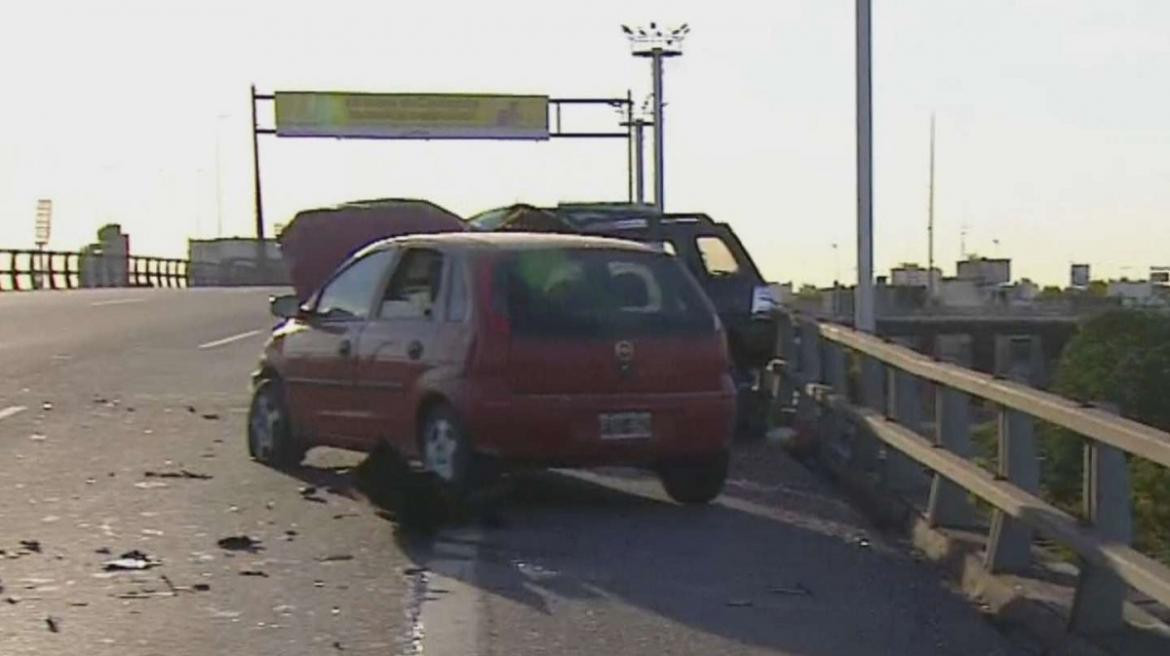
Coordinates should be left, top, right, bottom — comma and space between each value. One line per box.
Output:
599, 412, 652, 440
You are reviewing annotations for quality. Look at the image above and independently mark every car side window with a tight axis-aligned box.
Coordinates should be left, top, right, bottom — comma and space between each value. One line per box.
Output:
314, 249, 395, 320
695, 236, 741, 277
445, 258, 469, 322
381, 248, 444, 320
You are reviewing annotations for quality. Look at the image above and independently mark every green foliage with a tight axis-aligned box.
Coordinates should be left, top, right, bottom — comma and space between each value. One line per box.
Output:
1036, 286, 1064, 301
1043, 310, 1170, 563
1085, 280, 1108, 297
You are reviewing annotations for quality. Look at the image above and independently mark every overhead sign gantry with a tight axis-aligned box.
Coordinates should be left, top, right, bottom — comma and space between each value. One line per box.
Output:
249, 86, 636, 240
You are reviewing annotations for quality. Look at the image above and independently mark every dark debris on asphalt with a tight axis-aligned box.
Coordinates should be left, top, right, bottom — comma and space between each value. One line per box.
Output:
216, 536, 263, 552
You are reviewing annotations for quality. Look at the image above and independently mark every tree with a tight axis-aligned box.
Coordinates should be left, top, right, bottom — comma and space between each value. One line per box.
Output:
1037, 286, 1064, 301
1085, 280, 1108, 297
1042, 310, 1170, 563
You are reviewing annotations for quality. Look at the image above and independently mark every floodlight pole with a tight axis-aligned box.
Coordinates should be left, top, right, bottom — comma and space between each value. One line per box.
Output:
854, 0, 875, 333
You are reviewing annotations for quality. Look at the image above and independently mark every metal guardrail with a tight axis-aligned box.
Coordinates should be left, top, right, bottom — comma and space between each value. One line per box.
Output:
0, 249, 189, 291
771, 310, 1170, 635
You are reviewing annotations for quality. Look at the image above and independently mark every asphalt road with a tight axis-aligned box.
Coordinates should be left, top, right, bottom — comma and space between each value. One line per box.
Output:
0, 288, 1024, 655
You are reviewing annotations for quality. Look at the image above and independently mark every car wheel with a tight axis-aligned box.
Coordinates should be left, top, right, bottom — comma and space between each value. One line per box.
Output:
247, 379, 305, 467
658, 450, 730, 505
420, 405, 473, 498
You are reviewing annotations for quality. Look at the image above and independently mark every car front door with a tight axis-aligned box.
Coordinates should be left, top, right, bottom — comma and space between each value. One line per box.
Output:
352, 247, 447, 456
281, 248, 396, 448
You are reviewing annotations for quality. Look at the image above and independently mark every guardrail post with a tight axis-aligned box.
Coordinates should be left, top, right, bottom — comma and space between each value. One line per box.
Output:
927, 385, 976, 527
927, 335, 976, 528
1069, 404, 1132, 634
986, 335, 1041, 572
795, 320, 823, 450
776, 313, 797, 411
821, 342, 849, 464
886, 365, 927, 492
855, 355, 884, 473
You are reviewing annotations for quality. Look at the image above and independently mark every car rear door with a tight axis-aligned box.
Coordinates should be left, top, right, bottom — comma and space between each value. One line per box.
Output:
352, 247, 451, 454
281, 248, 395, 448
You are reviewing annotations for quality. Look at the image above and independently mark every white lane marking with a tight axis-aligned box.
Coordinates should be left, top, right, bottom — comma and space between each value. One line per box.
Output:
90, 298, 145, 307
198, 329, 263, 350
417, 526, 482, 656
0, 406, 28, 421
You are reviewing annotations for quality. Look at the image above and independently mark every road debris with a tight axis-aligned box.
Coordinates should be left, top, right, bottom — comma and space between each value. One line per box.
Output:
41, 402, 53, 412
201, 413, 220, 420
239, 569, 269, 577
769, 583, 813, 597
726, 598, 754, 607
103, 549, 160, 571
299, 486, 327, 503
193, 583, 211, 592
134, 481, 168, 489
144, 469, 213, 480
19, 540, 42, 553
94, 547, 111, 555
217, 535, 263, 552
853, 536, 871, 548
187, 406, 196, 414
29, 433, 47, 441
45, 616, 60, 632
317, 554, 354, 563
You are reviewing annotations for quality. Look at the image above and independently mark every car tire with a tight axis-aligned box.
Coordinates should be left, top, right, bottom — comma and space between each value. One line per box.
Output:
247, 378, 306, 467
419, 404, 474, 500
658, 450, 730, 505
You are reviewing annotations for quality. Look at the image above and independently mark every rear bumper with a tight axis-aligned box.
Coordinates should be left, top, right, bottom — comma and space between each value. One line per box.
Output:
460, 384, 736, 467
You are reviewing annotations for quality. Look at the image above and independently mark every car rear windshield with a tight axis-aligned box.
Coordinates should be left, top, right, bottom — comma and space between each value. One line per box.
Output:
495, 248, 715, 337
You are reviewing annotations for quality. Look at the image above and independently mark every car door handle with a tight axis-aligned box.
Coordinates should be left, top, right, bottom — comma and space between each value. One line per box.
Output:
407, 340, 423, 360
338, 339, 352, 357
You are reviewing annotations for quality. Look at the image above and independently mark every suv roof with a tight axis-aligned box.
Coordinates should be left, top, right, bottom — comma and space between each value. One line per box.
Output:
359, 231, 656, 255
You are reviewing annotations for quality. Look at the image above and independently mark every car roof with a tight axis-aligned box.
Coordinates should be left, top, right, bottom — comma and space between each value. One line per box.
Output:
360, 231, 655, 255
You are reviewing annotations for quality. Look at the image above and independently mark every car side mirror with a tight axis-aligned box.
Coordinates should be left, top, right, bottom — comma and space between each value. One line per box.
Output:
270, 294, 302, 320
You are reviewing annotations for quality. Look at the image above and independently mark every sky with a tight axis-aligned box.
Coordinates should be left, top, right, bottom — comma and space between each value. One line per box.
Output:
1, 0, 1168, 286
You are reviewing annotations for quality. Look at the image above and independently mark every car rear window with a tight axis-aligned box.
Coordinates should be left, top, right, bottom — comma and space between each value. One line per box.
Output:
495, 248, 715, 337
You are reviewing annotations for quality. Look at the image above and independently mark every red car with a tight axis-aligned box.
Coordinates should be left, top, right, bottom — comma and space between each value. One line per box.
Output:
249, 233, 736, 503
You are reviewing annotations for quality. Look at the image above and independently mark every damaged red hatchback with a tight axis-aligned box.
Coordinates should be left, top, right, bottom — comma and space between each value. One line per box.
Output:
249, 233, 736, 503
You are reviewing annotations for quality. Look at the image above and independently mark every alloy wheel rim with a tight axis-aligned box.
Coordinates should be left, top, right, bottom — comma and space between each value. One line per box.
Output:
424, 419, 458, 482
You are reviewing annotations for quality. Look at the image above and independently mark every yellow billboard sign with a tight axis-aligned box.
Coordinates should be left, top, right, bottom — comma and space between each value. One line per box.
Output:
274, 92, 549, 140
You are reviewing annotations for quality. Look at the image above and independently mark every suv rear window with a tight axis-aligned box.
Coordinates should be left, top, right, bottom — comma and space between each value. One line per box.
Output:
695, 236, 741, 277
496, 248, 714, 337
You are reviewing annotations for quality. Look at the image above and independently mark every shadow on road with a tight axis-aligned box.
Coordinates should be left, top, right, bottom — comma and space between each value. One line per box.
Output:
272, 448, 1022, 655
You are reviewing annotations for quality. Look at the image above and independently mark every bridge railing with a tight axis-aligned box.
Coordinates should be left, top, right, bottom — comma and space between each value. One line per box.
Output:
771, 310, 1170, 635
0, 249, 190, 291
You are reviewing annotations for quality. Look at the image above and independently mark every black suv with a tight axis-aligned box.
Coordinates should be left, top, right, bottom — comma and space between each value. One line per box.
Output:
468, 202, 779, 435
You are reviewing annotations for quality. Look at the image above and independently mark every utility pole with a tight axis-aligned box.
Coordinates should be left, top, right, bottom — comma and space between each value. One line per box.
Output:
250, 85, 265, 241
634, 119, 647, 204
928, 113, 936, 303
855, 0, 875, 332
620, 94, 651, 205
216, 114, 227, 238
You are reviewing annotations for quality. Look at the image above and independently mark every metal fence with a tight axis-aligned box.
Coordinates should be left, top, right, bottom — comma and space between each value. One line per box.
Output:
0, 249, 189, 292
772, 310, 1170, 635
